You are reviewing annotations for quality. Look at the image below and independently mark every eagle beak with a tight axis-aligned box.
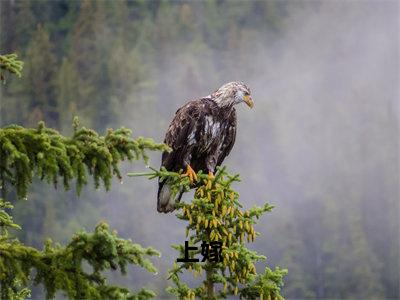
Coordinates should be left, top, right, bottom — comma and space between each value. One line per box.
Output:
244, 95, 254, 108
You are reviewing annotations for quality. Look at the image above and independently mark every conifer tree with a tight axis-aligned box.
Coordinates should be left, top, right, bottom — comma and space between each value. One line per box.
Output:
69, 0, 113, 130
0, 118, 169, 299
56, 57, 80, 134
23, 25, 59, 127
0, 53, 170, 299
0, 118, 170, 298
14, 1, 36, 52
129, 167, 287, 299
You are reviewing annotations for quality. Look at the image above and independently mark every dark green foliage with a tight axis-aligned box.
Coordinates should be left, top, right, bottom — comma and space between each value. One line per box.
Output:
0, 60, 166, 298
23, 25, 59, 127
0, 115, 167, 299
0, 199, 159, 299
129, 167, 287, 299
0, 201, 21, 234
0, 118, 170, 199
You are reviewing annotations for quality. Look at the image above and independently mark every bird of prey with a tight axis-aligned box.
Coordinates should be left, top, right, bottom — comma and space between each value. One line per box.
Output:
157, 81, 254, 213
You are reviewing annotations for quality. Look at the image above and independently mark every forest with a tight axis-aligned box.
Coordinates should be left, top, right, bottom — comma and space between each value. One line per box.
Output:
0, 0, 399, 299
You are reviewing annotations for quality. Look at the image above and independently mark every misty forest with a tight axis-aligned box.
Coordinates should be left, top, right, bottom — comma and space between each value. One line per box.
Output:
0, 0, 398, 299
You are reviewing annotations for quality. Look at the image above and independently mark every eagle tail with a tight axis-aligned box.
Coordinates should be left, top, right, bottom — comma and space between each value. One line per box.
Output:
157, 179, 184, 213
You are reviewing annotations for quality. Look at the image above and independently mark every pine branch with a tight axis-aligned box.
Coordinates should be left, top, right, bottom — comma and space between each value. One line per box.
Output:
0, 118, 168, 299
0, 54, 168, 299
0, 53, 24, 82
0, 200, 21, 238
0, 202, 160, 300
0, 118, 171, 199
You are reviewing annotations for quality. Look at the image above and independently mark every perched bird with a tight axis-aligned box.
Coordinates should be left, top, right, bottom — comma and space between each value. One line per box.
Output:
157, 81, 254, 213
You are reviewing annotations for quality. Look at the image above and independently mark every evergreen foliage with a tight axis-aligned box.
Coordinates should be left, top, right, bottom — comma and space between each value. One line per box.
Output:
0, 53, 23, 81
129, 167, 287, 299
0, 201, 160, 299
1, 1, 397, 298
0, 60, 167, 298
0, 118, 169, 200
23, 25, 58, 127
0, 117, 166, 299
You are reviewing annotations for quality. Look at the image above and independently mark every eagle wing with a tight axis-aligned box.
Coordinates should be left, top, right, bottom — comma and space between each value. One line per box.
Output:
158, 100, 204, 213
161, 100, 203, 172
217, 109, 237, 166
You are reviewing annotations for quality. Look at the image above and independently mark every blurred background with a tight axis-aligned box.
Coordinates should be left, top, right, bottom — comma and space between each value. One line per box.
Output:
0, 0, 398, 299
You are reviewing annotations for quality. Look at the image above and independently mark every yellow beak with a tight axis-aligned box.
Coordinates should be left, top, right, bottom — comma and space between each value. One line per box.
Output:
244, 95, 254, 108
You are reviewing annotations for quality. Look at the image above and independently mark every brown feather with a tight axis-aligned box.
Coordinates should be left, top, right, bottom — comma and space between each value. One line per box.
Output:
157, 81, 252, 213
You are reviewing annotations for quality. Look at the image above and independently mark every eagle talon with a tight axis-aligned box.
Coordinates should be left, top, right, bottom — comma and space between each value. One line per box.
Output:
208, 171, 215, 179
181, 165, 198, 183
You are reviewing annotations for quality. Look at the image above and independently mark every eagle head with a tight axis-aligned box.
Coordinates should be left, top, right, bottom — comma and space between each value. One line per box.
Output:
212, 81, 254, 109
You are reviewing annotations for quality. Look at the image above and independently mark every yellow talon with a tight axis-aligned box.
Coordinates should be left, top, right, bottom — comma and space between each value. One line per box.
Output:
181, 165, 197, 183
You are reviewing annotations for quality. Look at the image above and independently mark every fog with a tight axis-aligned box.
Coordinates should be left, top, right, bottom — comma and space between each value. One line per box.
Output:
2, 1, 398, 299
105, 2, 399, 298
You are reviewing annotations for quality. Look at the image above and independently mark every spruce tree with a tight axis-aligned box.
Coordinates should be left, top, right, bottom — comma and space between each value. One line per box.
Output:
0, 118, 169, 299
23, 24, 58, 127
56, 57, 80, 134
69, 0, 113, 130
129, 167, 287, 299
0, 53, 170, 299
14, 1, 37, 52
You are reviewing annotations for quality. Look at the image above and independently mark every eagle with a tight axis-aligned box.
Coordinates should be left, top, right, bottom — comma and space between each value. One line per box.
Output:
157, 81, 254, 213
